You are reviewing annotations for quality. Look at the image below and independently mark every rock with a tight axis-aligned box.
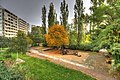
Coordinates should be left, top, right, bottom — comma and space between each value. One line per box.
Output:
104, 53, 110, 58
73, 51, 78, 55
99, 49, 109, 54
16, 58, 25, 64
77, 54, 81, 57
106, 58, 111, 64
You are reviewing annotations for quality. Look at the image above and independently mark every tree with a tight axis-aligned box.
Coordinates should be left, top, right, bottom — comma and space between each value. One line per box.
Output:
89, 0, 120, 69
48, 3, 56, 27
8, 30, 32, 53
74, 0, 84, 44
30, 26, 44, 46
45, 25, 68, 47
68, 24, 77, 45
60, 0, 69, 30
42, 5, 47, 34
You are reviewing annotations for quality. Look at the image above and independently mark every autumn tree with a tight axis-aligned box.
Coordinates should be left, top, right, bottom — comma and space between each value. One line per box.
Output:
45, 25, 68, 47
74, 0, 84, 44
42, 5, 46, 34
60, 0, 69, 30
48, 3, 56, 27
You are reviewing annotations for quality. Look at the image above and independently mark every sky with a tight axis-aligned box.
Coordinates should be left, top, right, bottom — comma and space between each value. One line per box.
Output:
0, 0, 91, 26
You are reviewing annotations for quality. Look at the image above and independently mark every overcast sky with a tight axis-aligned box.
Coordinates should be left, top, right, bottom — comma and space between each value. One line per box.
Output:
0, 0, 91, 26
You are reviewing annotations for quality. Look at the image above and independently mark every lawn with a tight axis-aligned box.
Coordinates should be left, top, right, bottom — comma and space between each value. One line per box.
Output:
17, 54, 95, 80
0, 50, 95, 80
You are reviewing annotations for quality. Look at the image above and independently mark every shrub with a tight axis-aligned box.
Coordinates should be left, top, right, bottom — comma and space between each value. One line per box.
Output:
8, 31, 32, 53
0, 62, 23, 80
68, 44, 92, 51
110, 43, 120, 69
68, 45, 77, 50
0, 37, 12, 48
84, 44, 93, 51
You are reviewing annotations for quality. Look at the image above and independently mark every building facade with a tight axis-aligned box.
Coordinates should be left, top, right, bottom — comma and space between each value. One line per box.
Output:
0, 6, 29, 38
18, 18, 29, 35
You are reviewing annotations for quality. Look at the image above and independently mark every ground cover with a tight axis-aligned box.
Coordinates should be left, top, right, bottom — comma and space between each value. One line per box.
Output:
17, 54, 95, 80
0, 50, 95, 80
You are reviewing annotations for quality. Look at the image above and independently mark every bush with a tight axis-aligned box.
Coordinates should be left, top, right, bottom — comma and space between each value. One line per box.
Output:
84, 44, 93, 51
68, 45, 77, 50
0, 62, 23, 80
68, 44, 93, 51
0, 37, 12, 48
8, 31, 32, 53
110, 43, 120, 69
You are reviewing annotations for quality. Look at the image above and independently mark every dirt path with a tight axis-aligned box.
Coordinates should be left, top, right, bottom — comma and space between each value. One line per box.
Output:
27, 48, 119, 80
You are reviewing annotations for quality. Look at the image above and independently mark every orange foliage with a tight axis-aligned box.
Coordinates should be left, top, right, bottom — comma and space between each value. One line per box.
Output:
45, 25, 69, 47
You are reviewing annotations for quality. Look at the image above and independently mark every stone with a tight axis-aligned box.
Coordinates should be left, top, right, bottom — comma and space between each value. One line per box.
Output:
106, 58, 111, 64
77, 54, 81, 57
99, 49, 109, 54
16, 58, 25, 64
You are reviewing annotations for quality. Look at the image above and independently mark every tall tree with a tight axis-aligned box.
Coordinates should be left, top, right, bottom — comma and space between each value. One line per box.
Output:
48, 3, 56, 27
42, 5, 46, 34
60, 0, 69, 30
74, 0, 84, 44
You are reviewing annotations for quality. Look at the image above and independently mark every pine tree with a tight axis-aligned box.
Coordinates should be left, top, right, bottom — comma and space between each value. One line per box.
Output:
60, 0, 69, 30
48, 3, 56, 27
74, 0, 84, 44
42, 5, 46, 34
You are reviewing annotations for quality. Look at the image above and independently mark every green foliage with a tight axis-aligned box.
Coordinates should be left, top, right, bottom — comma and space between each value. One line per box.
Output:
0, 37, 12, 48
68, 24, 77, 45
110, 43, 120, 69
8, 31, 32, 53
90, 0, 120, 69
48, 3, 56, 27
29, 26, 44, 46
74, 0, 84, 44
16, 54, 95, 80
0, 62, 23, 80
69, 44, 92, 51
42, 5, 47, 34
60, 0, 69, 29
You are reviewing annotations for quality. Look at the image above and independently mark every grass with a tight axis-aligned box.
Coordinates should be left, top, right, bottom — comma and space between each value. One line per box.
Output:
0, 48, 8, 50
1, 50, 95, 80
16, 54, 95, 80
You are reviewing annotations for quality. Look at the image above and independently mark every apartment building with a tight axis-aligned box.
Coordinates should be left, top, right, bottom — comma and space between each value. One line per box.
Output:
0, 6, 29, 38
0, 6, 3, 36
18, 18, 29, 35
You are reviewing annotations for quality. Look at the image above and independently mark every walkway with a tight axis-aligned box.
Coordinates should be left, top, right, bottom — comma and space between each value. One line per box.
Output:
27, 48, 118, 80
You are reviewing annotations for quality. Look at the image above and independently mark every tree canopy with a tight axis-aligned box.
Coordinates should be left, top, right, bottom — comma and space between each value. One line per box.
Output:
45, 25, 69, 47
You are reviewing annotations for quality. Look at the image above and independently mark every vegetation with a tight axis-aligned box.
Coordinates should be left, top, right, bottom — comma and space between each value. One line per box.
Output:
45, 24, 69, 47
60, 0, 69, 30
16, 54, 95, 80
0, 50, 95, 80
0, 61, 23, 80
1, 0, 120, 79
74, 0, 84, 44
89, 0, 120, 69
48, 3, 56, 27
0, 36, 12, 48
42, 5, 47, 34
29, 26, 44, 46
8, 30, 32, 53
